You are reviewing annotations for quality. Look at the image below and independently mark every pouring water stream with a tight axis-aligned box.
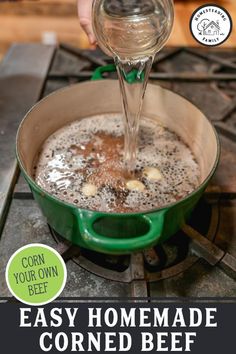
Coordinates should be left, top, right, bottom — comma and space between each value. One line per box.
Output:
92, 0, 174, 175
115, 56, 154, 174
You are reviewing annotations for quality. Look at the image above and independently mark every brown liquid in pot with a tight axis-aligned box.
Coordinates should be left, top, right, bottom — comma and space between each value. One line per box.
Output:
34, 114, 200, 213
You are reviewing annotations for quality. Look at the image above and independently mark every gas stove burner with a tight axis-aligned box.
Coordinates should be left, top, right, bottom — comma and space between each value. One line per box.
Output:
1, 45, 236, 298
49, 196, 221, 283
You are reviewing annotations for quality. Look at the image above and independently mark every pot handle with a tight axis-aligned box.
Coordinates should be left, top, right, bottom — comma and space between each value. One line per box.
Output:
91, 64, 116, 81
77, 211, 166, 255
91, 64, 143, 84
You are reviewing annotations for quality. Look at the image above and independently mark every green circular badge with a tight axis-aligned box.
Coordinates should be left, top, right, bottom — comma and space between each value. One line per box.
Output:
6, 243, 67, 305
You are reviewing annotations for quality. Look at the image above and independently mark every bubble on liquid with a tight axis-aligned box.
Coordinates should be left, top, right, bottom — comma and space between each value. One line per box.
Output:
34, 114, 200, 213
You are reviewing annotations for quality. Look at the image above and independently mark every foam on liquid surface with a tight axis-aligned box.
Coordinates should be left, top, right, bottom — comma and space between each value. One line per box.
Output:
34, 114, 200, 213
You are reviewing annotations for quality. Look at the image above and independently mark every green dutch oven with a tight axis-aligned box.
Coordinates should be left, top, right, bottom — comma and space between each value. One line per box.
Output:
16, 80, 220, 255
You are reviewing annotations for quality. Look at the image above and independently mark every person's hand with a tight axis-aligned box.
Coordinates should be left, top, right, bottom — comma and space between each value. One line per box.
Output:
77, 0, 96, 45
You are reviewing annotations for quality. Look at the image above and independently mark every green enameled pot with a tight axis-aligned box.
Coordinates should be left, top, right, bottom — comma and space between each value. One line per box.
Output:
16, 80, 220, 255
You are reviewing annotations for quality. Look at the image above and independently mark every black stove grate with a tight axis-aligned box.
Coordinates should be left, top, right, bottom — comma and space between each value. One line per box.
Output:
49, 197, 235, 283
0, 44, 236, 299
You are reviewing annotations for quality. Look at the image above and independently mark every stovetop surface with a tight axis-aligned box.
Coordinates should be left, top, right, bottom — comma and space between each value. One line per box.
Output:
0, 45, 235, 299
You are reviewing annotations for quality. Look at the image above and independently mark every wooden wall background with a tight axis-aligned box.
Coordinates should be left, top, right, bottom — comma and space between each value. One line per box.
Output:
0, 0, 235, 60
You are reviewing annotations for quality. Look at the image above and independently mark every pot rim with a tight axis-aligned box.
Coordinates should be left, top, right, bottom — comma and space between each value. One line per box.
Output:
16, 80, 221, 216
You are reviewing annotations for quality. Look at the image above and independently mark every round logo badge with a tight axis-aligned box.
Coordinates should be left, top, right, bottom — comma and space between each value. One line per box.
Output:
6, 244, 67, 306
190, 4, 232, 46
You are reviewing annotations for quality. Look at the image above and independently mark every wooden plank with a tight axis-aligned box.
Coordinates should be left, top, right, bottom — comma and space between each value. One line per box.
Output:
1, 0, 236, 59
0, 15, 89, 59
0, 0, 76, 17
0, 43, 55, 234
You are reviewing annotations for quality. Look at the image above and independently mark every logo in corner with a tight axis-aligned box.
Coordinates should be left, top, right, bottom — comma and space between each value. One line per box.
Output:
190, 4, 233, 46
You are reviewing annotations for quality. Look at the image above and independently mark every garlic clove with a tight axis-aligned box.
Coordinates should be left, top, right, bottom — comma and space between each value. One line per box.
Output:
126, 180, 145, 192
143, 167, 162, 181
81, 183, 98, 197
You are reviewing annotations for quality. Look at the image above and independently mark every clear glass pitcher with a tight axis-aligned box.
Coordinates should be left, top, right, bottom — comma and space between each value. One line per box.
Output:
92, 0, 174, 60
